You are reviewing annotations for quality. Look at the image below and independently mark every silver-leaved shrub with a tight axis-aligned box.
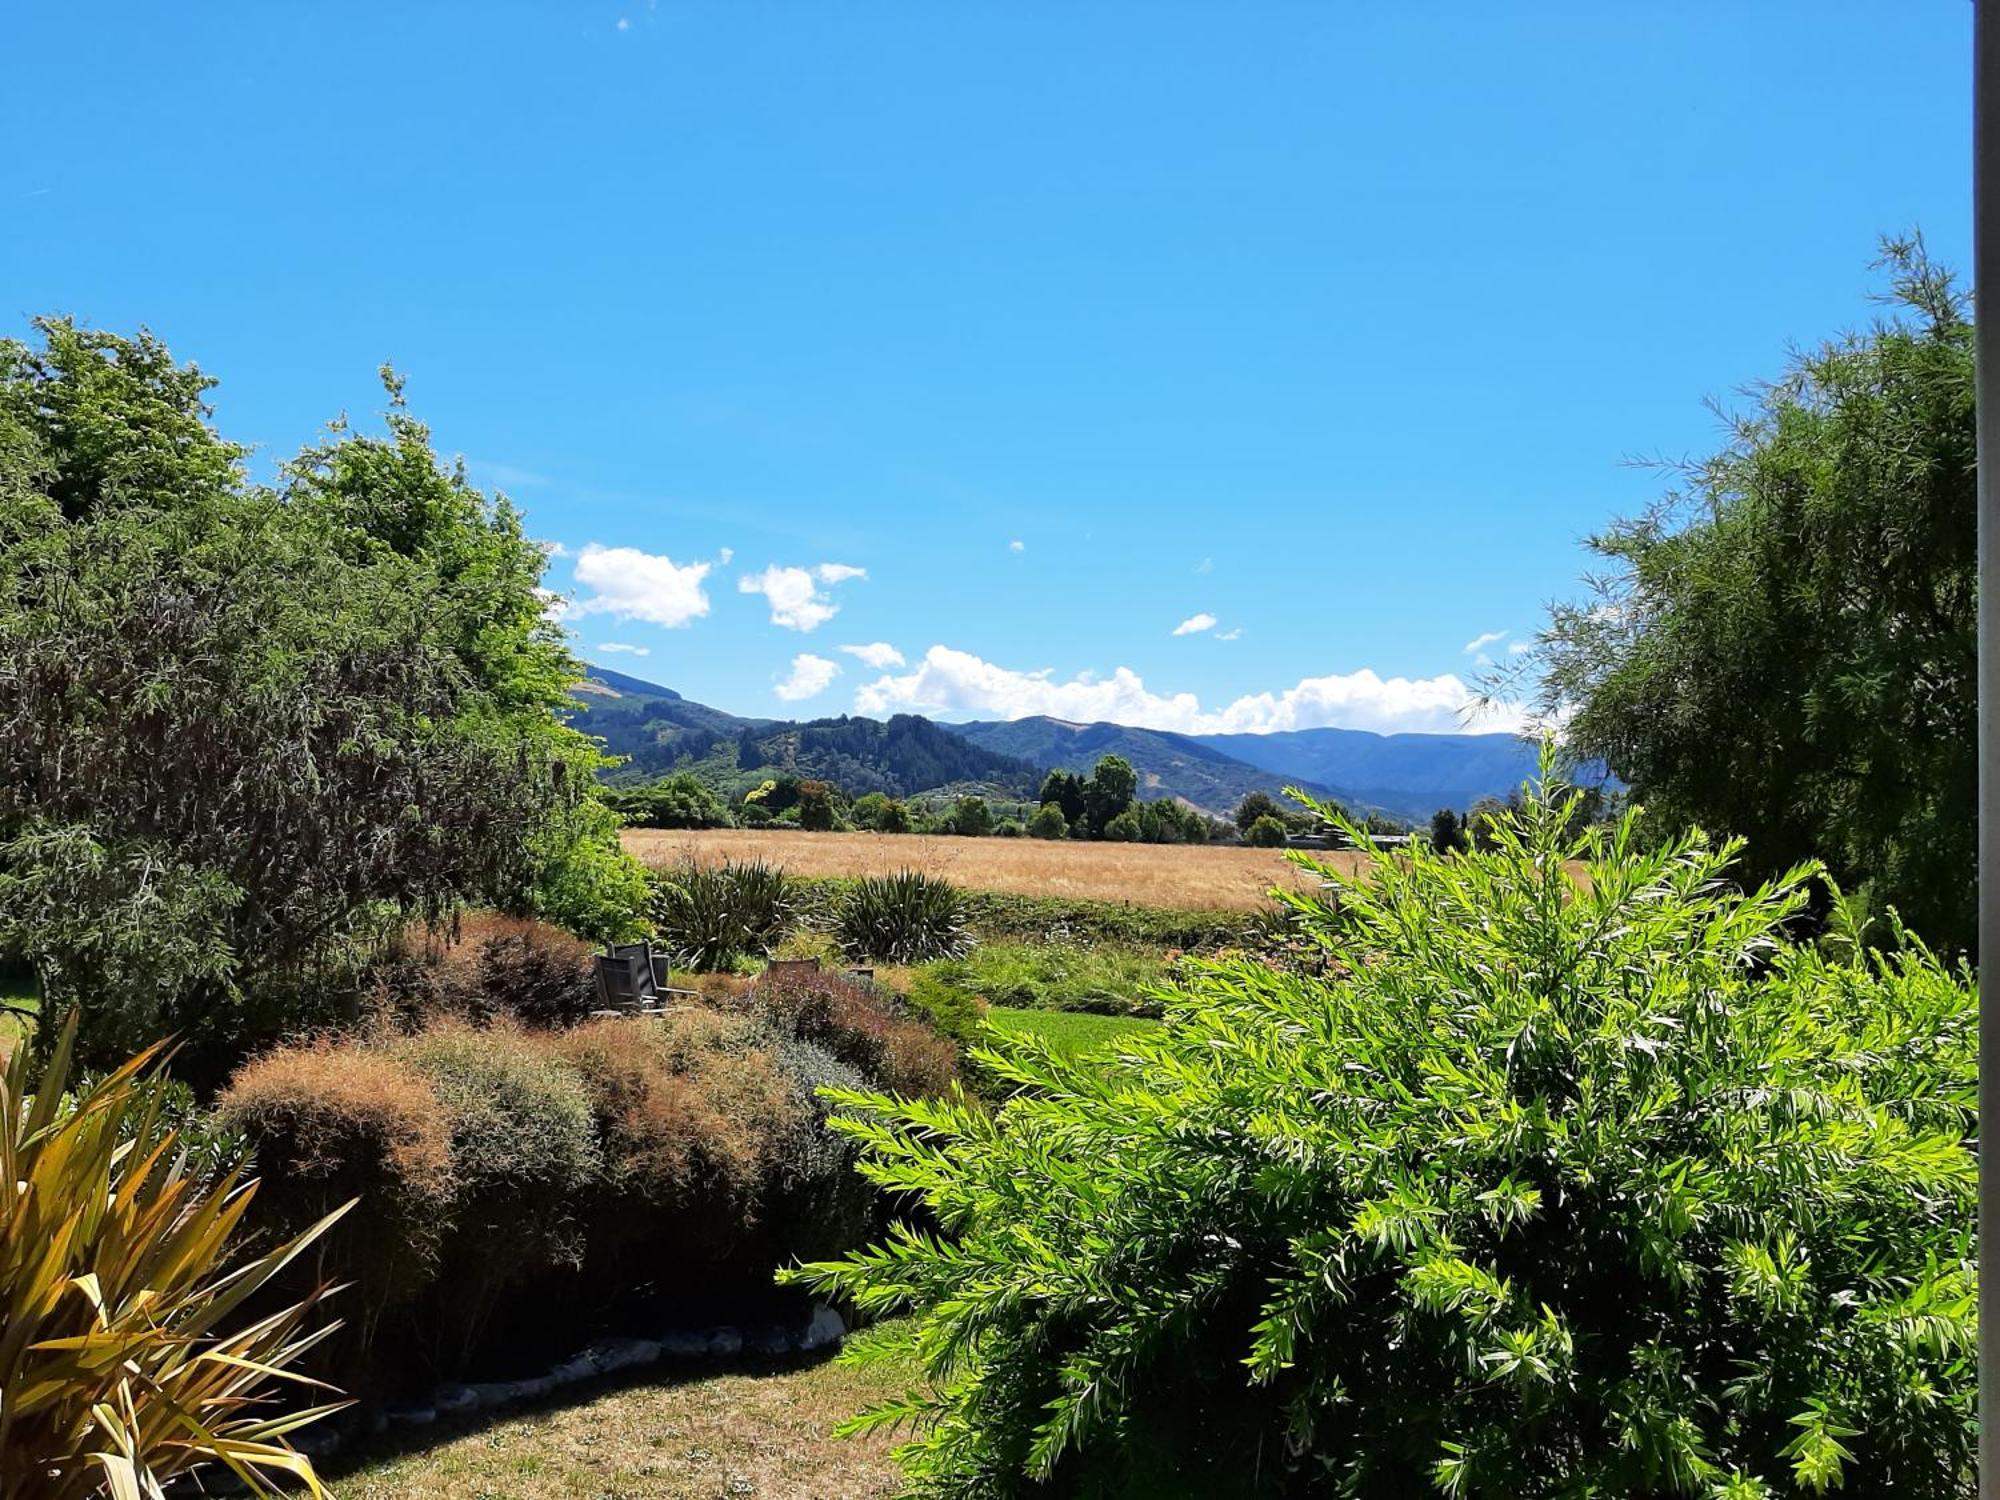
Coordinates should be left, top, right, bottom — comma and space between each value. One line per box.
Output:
789, 761, 1974, 1498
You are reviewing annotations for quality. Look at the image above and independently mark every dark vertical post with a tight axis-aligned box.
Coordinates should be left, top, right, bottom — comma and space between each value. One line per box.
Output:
1980, 2, 1999, 1493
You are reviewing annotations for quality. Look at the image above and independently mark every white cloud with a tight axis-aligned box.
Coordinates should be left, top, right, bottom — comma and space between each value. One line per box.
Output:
839, 641, 906, 669
775, 653, 841, 702
1216, 626, 1243, 641
536, 586, 569, 624
718, 546, 735, 565
536, 539, 570, 559
852, 645, 1527, 736
615, 15, 630, 29
1195, 557, 1214, 574
1171, 612, 1218, 637
569, 544, 712, 628
1508, 639, 1535, 655
1009, 539, 1025, 553
1463, 629, 1507, 656
595, 642, 650, 656
740, 562, 867, 631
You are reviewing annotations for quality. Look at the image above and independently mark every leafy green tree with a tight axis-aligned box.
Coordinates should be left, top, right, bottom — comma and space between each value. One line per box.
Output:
1039, 769, 1087, 827
0, 320, 644, 1072
794, 765, 1975, 1496
1081, 755, 1138, 838
1510, 238, 1975, 953
1100, 807, 1141, 842
1244, 814, 1288, 848
876, 798, 913, 834
1429, 807, 1466, 854
1235, 790, 1283, 833
608, 773, 734, 829
944, 795, 994, 838
1027, 803, 1068, 840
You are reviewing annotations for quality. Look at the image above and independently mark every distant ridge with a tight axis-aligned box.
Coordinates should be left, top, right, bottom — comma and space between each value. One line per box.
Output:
567, 670, 1579, 821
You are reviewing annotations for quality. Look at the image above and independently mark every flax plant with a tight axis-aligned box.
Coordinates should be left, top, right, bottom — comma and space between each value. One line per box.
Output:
0, 1018, 350, 1498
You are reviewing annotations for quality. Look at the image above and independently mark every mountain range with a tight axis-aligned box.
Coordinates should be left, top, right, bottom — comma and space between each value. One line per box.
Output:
567, 667, 1554, 823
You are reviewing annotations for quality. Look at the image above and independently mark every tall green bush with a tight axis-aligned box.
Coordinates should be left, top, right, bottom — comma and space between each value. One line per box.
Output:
792, 768, 1975, 1497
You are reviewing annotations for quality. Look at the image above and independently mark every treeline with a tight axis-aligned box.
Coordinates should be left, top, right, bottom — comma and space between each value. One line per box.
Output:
610, 754, 1231, 843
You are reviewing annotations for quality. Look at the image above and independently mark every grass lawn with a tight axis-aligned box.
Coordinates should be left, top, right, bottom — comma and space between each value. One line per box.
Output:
987, 1006, 1159, 1057
336, 1340, 917, 1500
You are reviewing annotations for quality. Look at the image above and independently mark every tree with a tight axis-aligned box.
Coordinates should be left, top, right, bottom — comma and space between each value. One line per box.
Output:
1465, 795, 1510, 854
793, 770, 1975, 1496
1508, 238, 1975, 952
0, 321, 646, 1072
876, 798, 914, 834
943, 795, 994, 838
1429, 807, 1465, 854
1234, 790, 1283, 833
1027, 803, 1068, 840
1038, 769, 1087, 827
1081, 755, 1138, 838
796, 779, 838, 831
608, 773, 734, 829
1244, 814, 1288, 848
1101, 807, 1142, 842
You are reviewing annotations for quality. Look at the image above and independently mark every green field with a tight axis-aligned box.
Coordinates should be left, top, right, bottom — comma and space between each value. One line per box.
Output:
986, 1006, 1158, 1057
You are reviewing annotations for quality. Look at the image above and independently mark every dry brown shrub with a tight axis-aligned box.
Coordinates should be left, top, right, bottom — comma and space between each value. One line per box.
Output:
743, 970, 962, 1099
217, 1040, 453, 1337
550, 1012, 800, 1216
367, 913, 597, 1031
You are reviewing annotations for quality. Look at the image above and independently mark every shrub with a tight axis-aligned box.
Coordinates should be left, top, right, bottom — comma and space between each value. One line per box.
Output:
651, 859, 794, 971
217, 1038, 453, 1334
836, 869, 972, 964
1101, 806, 1142, 842
10, 1021, 349, 1498
745, 968, 962, 1099
764, 1036, 878, 1258
797, 779, 837, 831
1027, 803, 1068, 840
792, 767, 1976, 1496
1245, 813, 1288, 847
388, 1022, 600, 1282
468, 916, 599, 1027
943, 795, 994, 837
552, 1012, 799, 1230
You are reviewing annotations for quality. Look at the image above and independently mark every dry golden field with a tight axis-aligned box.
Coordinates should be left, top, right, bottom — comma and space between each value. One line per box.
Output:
621, 828, 1366, 909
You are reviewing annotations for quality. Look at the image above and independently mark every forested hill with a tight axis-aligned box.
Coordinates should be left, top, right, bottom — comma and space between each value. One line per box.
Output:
567, 669, 1040, 798
944, 716, 1339, 816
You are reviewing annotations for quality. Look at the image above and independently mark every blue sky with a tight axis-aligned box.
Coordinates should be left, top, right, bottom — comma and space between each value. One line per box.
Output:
1, 3, 1972, 734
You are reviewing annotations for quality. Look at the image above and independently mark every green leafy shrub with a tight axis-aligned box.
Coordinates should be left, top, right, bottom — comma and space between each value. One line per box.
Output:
916, 941, 1170, 1018
1245, 812, 1288, 847
1027, 803, 1068, 840
1101, 806, 1142, 842
4, 1022, 350, 1499
793, 772, 1976, 1497
835, 869, 972, 964
651, 859, 795, 971
388, 1022, 601, 1284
